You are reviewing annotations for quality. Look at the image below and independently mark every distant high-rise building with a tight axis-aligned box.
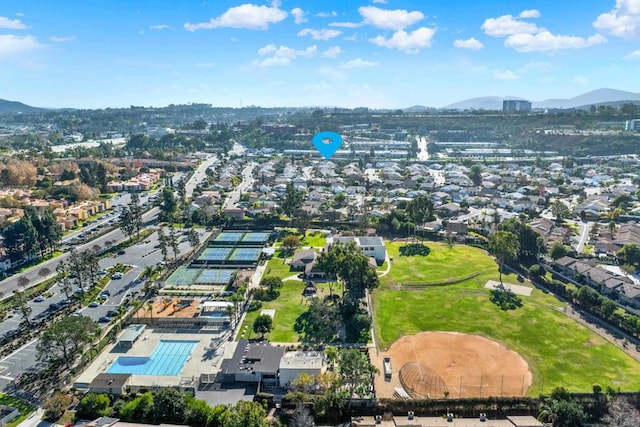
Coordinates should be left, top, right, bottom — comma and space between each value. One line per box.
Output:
625, 119, 640, 131
502, 100, 532, 114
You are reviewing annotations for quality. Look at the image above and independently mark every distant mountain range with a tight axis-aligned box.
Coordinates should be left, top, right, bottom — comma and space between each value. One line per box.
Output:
3, 88, 640, 114
0, 98, 50, 114
441, 89, 640, 111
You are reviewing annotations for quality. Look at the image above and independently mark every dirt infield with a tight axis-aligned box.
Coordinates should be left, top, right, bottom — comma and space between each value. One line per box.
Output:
370, 331, 532, 399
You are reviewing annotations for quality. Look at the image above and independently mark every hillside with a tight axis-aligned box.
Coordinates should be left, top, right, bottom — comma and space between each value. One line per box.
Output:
0, 99, 48, 114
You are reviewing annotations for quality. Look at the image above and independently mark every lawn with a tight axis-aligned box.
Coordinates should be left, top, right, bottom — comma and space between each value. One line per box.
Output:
373, 242, 640, 394
302, 230, 327, 248
0, 394, 35, 427
382, 242, 502, 286
238, 279, 333, 342
263, 253, 297, 279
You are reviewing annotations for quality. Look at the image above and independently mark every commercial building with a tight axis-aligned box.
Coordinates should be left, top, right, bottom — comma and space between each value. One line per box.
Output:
502, 100, 532, 114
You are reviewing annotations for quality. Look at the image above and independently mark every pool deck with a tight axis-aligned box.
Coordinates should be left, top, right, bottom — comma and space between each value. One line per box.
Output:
75, 328, 238, 391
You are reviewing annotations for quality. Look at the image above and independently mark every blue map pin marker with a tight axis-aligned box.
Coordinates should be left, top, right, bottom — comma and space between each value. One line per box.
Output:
312, 131, 343, 159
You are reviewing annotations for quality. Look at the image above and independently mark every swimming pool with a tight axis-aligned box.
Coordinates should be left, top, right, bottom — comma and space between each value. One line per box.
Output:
107, 340, 198, 376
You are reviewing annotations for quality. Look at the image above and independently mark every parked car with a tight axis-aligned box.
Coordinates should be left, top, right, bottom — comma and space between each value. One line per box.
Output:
117, 250, 126, 255
101, 289, 111, 296
33, 296, 45, 303
88, 301, 101, 308
111, 272, 123, 279
98, 316, 112, 323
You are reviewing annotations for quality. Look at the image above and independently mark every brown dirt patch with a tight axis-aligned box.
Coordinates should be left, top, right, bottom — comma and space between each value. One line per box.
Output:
370, 331, 532, 399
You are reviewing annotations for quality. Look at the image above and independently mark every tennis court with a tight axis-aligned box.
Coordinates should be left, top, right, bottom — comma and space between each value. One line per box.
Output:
198, 247, 233, 262
214, 232, 244, 243
240, 232, 270, 244
229, 247, 262, 262
165, 267, 201, 286
196, 269, 236, 284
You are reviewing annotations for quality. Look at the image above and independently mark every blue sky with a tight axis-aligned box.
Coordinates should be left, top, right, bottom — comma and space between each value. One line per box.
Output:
1, 0, 640, 109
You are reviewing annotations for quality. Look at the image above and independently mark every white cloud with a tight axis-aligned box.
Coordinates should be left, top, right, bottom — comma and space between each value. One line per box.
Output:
594, 0, 640, 38
453, 37, 484, 50
482, 14, 538, 37
150, 24, 173, 30
194, 62, 216, 68
0, 34, 41, 56
493, 70, 518, 80
341, 58, 379, 68
624, 49, 640, 58
50, 35, 76, 43
316, 11, 337, 18
323, 46, 344, 58
372, 0, 388, 4
573, 75, 589, 85
184, 2, 287, 31
255, 44, 317, 67
291, 8, 307, 24
369, 27, 436, 53
0, 16, 27, 30
519, 9, 541, 19
298, 28, 342, 40
483, 12, 607, 52
505, 32, 605, 52
358, 6, 424, 30
329, 21, 363, 28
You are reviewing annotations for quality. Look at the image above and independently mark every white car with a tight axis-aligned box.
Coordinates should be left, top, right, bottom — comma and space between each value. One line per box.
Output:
111, 272, 124, 279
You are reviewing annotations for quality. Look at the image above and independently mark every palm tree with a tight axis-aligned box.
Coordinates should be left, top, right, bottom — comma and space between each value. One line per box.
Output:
146, 302, 154, 326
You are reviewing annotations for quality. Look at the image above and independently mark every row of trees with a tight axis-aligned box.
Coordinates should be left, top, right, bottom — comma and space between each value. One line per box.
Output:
73, 389, 270, 427
2, 206, 63, 262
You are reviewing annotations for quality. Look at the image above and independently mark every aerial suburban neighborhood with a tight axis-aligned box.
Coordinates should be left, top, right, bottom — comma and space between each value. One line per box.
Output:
0, 97, 640, 427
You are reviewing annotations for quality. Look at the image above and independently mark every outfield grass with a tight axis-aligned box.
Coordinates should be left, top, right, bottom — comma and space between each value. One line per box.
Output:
373, 242, 640, 394
382, 242, 499, 286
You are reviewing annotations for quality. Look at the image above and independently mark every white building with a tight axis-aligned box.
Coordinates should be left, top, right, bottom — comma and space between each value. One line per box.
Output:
625, 119, 640, 131
279, 351, 325, 388
331, 236, 387, 264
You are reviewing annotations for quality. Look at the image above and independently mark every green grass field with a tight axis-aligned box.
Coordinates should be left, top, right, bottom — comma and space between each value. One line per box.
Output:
0, 394, 35, 427
374, 241, 640, 394
238, 279, 333, 342
382, 241, 500, 286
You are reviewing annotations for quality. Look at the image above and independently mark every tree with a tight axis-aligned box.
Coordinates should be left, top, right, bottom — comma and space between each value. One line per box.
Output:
338, 348, 378, 409
405, 194, 435, 233
316, 241, 379, 300
602, 397, 640, 427
157, 228, 169, 262
119, 208, 136, 241
282, 235, 301, 254
168, 225, 180, 260
37, 315, 100, 368
159, 187, 178, 222
325, 346, 338, 371
219, 400, 267, 427
77, 393, 111, 419
57, 260, 74, 299
253, 314, 273, 339
550, 242, 569, 260
470, 164, 483, 186
538, 398, 587, 427
290, 403, 315, 427
152, 388, 186, 424
43, 391, 73, 421
551, 200, 571, 222
187, 228, 200, 254
488, 231, 520, 285
617, 243, 640, 267
12, 290, 32, 327
282, 182, 304, 218
260, 276, 283, 293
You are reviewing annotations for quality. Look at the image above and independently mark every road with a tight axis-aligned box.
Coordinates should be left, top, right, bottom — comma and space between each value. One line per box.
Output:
223, 162, 255, 209
575, 221, 593, 253
0, 226, 211, 393
185, 153, 219, 200
0, 152, 220, 395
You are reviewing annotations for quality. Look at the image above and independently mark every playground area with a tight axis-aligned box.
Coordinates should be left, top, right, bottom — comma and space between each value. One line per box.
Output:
371, 331, 532, 399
